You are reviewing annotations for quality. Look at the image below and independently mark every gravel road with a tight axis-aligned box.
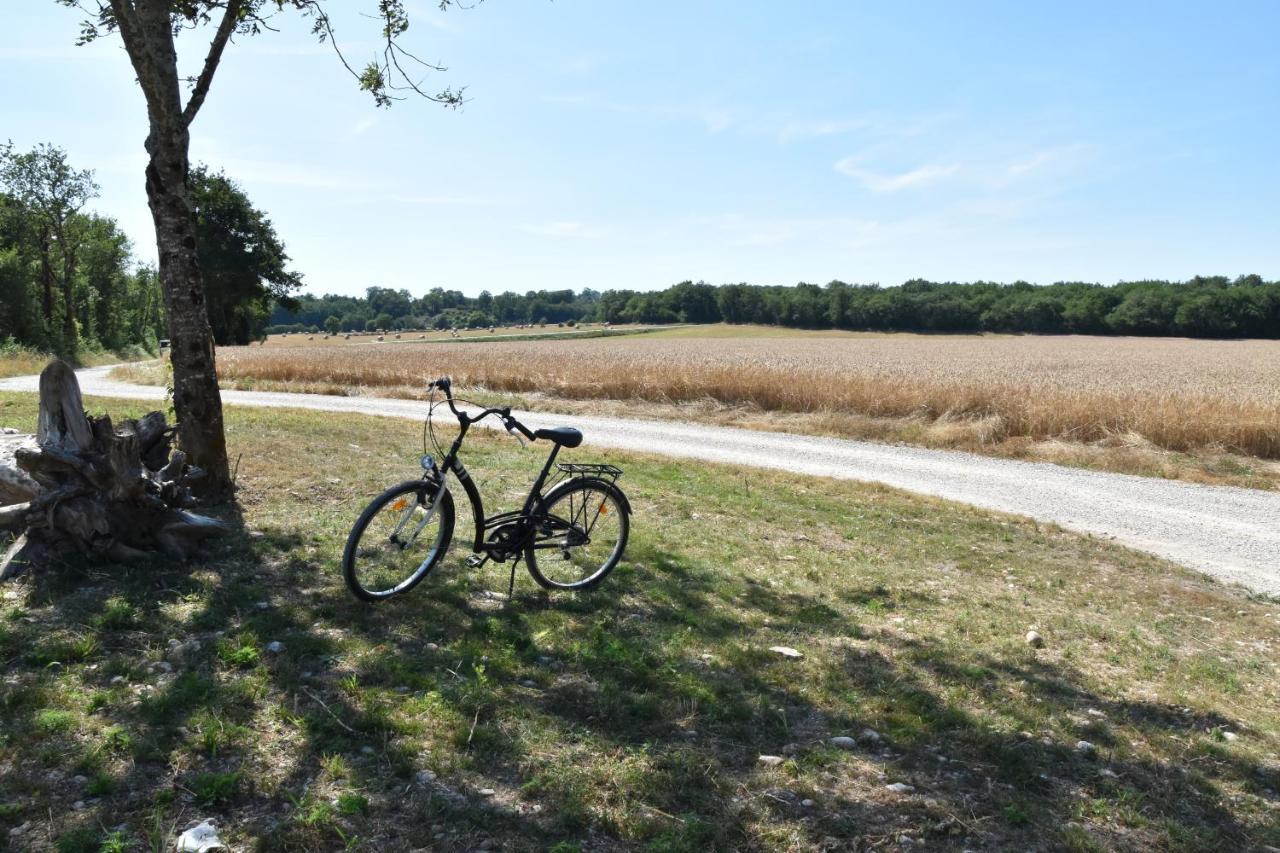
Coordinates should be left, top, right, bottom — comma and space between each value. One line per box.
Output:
3, 366, 1277, 595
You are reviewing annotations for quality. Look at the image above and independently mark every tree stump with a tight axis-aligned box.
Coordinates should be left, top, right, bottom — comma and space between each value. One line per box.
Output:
0, 360, 227, 580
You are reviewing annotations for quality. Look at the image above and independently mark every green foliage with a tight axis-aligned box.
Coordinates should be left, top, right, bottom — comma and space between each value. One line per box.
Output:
188, 771, 242, 806
335, 792, 369, 815
54, 828, 100, 853
0, 147, 162, 357
190, 166, 303, 345
217, 633, 261, 668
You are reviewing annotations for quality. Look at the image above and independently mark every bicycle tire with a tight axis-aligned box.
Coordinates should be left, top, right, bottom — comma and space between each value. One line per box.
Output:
343, 479, 455, 602
525, 477, 629, 591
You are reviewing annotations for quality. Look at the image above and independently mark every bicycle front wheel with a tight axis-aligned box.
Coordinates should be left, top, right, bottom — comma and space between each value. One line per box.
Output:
343, 480, 455, 602
526, 478, 629, 590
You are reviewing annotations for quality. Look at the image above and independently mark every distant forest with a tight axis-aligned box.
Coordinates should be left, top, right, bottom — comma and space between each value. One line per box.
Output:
273, 275, 1280, 339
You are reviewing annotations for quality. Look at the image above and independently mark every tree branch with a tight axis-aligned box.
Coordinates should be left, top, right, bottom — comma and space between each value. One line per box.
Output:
107, 0, 165, 113
182, 0, 242, 127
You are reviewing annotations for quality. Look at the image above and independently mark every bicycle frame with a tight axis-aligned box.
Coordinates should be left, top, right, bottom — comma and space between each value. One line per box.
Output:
428, 415, 567, 560
419, 385, 569, 564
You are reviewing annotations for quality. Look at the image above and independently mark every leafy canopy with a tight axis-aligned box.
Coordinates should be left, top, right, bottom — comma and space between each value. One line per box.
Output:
57, 0, 470, 111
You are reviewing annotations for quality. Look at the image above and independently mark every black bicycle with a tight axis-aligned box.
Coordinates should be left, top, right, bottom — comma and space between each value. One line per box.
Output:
342, 376, 631, 602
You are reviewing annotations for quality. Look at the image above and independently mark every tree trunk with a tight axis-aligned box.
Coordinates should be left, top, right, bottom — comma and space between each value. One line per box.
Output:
38, 226, 54, 324
127, 0, 232, 497
60, 241, 77, 352
144, 134, 231, 495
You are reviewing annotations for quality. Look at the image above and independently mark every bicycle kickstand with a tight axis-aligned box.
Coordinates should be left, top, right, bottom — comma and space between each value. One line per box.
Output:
507, 556, 520, 600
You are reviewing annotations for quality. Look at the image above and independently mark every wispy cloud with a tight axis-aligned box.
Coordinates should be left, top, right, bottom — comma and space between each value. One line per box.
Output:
540, 94, 592, 105
559, 55, 602, 75
776, 110, 962, 145
350, 117, 376, 136
687, 213, 882, 248
0, 46, 115, 61
390, 194, 501, 207
519, 221, 604, 239
834, 157, 959, 192
1001, 144, 1094, 182
533, 95, 733, 134
777, 119, 864, 144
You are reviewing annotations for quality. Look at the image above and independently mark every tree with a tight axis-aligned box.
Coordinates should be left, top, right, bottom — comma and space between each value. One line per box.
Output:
0, 143, 100, 354
324, 315, 341, 334
58, 0, 469, 497
191, 166, 301, 345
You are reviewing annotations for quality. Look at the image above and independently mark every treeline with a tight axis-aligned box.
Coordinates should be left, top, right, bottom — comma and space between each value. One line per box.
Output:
276, 275, 1280, 339
270, 287, 600, 333
0, 144, 163, 357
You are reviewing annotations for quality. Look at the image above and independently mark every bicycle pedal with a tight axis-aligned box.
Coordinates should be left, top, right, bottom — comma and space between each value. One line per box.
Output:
465, 554, 486, 568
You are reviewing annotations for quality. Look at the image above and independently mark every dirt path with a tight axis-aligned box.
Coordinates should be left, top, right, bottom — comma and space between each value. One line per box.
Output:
3, 366, 1277, 594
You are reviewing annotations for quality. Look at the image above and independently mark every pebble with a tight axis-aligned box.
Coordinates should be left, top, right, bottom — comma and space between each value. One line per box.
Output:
829, 736, 857, 750
265, 641, 284, 654
521, 680, 537, 688
885, 782, 915, 794
110, 675, 126, 685
768, 646, 804, 659
73, 800, 86, 810
860, 728, 882, 743
1026, 630, 1045, 648
1075, 740, 1096, 754
477, 788, 496, 797
415, 770, 437, 785
1222, 731, 1239, 742
758, 755, 785, 767
361, 746, 376, 756
426, 643, 440, 652
801, 798, 815, 808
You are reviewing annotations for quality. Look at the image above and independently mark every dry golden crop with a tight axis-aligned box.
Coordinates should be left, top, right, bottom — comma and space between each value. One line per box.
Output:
215, 329, 1280, 458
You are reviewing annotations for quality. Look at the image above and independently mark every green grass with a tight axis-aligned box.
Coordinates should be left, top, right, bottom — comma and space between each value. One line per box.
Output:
0, 390, 1277, 850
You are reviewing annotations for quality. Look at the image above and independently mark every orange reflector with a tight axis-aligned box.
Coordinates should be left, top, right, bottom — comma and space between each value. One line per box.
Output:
392, 498, 410, 511
599, 502, 609, 514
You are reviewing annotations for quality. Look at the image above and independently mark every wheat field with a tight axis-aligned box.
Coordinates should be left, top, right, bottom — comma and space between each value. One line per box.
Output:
213, 329, 1280, 458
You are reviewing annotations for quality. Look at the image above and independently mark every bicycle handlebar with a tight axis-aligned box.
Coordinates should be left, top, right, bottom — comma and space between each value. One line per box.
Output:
429, 375, 537, 441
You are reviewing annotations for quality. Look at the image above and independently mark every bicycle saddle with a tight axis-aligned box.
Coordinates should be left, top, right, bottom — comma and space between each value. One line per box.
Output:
534, 426, 583, 448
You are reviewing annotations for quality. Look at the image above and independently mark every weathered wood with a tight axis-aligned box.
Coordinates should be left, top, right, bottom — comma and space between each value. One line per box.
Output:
0, 360, 227, 580
0, 534, 32, 582
0, 434, 40, 505
0, 501, 29, 533
36, 360, 93, 452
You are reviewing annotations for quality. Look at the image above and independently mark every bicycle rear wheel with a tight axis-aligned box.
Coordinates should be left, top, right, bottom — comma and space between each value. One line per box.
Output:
526, 478, 629, 590
343, 480, 454, 602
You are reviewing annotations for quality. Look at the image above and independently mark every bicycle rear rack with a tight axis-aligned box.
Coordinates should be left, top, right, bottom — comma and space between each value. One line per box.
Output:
555, 462, 622, 479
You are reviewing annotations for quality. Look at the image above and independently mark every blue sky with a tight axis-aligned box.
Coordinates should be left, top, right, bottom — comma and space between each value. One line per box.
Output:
4, 2, 1278, 296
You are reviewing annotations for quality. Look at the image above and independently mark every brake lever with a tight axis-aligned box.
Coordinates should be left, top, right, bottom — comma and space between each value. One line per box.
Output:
505, 420, 527, 449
